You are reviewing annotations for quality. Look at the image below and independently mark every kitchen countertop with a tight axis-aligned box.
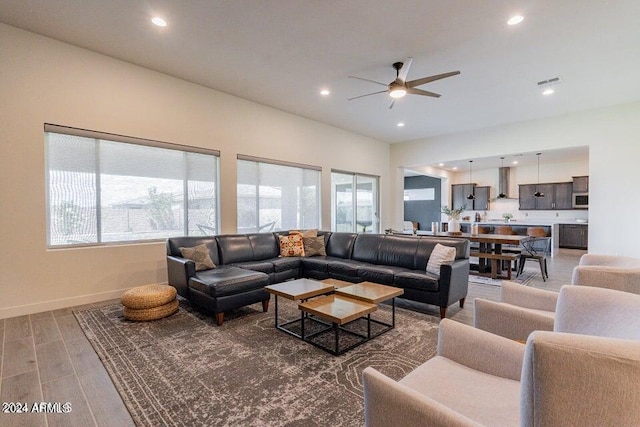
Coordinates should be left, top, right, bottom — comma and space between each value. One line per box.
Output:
458, 220, 588, 226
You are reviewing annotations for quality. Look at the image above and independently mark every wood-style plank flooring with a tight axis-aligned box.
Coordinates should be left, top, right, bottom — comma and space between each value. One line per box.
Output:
0, 249, 584, 426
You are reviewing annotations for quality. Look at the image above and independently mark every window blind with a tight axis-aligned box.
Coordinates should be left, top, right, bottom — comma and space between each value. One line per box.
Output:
45, 125, 219, 247
237, 156, 321, 233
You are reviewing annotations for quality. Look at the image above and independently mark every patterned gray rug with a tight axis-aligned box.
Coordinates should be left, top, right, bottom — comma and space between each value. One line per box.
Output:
74, 296, 439, 427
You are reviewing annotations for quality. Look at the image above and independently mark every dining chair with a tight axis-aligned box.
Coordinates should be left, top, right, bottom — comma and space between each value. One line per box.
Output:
517, 227, 550, 281
494, 225, 520, 272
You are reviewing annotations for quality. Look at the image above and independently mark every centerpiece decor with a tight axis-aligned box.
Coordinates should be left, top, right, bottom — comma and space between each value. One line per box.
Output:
442, 205, 465, 234
502, 213, 513, 223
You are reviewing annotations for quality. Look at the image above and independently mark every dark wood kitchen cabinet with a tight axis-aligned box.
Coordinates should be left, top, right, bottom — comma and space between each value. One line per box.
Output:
519, 182, 574, 210
452, 184, 489, 211
560, 224, 588, 249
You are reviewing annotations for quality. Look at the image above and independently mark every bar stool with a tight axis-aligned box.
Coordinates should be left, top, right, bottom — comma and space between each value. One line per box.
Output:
517, 227, 550, 281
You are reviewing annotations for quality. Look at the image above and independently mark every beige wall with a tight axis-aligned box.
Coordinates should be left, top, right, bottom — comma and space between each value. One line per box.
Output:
391, 102, 640, 256
0, 24, 390, 318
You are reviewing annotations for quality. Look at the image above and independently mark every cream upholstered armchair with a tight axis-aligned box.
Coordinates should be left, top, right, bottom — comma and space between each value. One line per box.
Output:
363, 286, 640, 427
474, 281, 557, 341
572, 253, 640, 294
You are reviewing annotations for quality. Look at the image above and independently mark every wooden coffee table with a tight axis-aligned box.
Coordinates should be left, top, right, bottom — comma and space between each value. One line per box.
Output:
265, 278, 335, 338
299, 294, 377, 355
335, 282, 404, 333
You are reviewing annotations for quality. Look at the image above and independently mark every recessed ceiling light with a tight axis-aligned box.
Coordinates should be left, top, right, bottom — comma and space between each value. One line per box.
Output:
452, 167, 458, 170
397, 122, 405, 127
543, 88, 555, 96
151, 17, 167, 27
512, 161, 519, 165
507, 15, 524, 26
438, 163, 444, 167
320, 89, 330, 96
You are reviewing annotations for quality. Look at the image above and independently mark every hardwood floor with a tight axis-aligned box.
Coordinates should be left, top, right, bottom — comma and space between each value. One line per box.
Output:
0, 249, 585, 426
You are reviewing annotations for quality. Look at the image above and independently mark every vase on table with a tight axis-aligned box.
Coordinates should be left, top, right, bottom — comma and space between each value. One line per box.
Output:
447, 217, 461, 233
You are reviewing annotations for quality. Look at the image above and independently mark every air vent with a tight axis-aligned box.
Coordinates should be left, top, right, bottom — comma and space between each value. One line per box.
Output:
537, 76, 562, 87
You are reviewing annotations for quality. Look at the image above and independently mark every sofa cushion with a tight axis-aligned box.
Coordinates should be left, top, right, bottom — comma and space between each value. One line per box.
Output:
415, 237, 469, 270
229, 261, 274, 274
394, 270, 439, 292
303, 236, 327, 257
326, 233, 358, 259
358, 265, 408, 285
352, 234, 384, 264
329, 259, 371, 278
399, 356, 520, 427
426, 243, 457, 275
188, 266, 269, 298
377, 235, 420, 269
271, 256, 302, 272
215, 235, 255, 264
179, 244, 216, 271
300, 256, 344, 272
248, 233, 279, 260
278, 234, 306, 257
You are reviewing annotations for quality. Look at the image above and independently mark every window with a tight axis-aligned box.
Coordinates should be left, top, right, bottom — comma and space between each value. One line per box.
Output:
45, 124, 219, 247
237, 155, 321, 232
331, 171, 379, 233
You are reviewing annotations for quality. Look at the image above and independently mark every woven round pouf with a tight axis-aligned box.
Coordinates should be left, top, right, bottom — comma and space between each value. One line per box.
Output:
123, 299, 179, 322
121, 284, 178, 321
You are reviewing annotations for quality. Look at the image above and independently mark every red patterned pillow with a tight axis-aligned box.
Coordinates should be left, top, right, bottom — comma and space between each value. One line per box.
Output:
279, 234, 306, 257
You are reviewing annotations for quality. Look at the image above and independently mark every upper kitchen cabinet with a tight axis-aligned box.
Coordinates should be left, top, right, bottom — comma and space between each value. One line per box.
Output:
452, 184, 475, 211
519, 182, 574, 210
572, 176, 589, 193
452, 184, 489, 211
473, 186, 490, 211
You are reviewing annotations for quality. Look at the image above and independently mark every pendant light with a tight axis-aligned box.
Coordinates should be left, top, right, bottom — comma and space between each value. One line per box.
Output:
533, 153, 545, 198
466, 160, 475, 200
497, 156, 507, 199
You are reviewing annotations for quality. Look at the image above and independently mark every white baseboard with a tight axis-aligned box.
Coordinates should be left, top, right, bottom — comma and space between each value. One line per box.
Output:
0, 288, 133, 319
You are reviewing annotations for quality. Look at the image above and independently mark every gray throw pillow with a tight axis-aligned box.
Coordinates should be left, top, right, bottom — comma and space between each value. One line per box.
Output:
180, 244, 216, 271
303, 236, 327, 257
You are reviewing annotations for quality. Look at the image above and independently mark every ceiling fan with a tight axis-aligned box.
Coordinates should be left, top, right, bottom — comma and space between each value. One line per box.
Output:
348, 57, 460, 109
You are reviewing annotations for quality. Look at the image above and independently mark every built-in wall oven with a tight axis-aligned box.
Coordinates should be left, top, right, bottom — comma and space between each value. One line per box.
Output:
572, 193, 589, 209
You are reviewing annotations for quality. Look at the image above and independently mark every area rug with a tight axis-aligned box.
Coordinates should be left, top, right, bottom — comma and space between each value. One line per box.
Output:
468, 265, 539, 287
74, 297, 439, 427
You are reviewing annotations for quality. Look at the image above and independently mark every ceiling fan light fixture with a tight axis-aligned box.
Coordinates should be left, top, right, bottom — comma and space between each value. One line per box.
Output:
389, 88, 407, 98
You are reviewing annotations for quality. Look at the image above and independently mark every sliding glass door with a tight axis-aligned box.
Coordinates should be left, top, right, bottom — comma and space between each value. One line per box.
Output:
331, 171, 379, 233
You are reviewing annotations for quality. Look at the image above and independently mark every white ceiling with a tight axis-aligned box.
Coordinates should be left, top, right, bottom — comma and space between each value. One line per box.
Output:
1, 1, 639, 143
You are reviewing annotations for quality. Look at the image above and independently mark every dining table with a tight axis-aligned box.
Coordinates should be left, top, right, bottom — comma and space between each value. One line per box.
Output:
413, 231, 530, 278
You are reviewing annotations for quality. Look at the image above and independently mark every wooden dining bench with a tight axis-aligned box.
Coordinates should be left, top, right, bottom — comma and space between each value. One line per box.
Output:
470, 251, 520, 279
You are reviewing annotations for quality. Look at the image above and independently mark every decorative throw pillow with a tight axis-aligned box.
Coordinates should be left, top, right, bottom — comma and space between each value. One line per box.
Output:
303, 236, 327, 257
289, 229, 318, 238
426, 243, 456, 275
180, 244, 216, 271
279, 234, 306, 257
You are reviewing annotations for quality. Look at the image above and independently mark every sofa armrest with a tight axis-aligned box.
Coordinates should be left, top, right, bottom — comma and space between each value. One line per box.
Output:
520, 331, 640, 427
437, 319, 525, 381
362, 367, 481, 427
571, 265, 640, 294
440, 259, 470, 306
578, 253, 640, 267
501, 280, 559, 311
474, 298, 554, 342
167, 255, 196, 298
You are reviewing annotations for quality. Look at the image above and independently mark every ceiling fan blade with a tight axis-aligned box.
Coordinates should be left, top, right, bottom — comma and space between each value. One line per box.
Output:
348, 90, 388, 101
406, 71, 461, 88
407, 87, 441, 98
348, 76, 388, 87
388, 99, 395, 109
396, 57, 413, 83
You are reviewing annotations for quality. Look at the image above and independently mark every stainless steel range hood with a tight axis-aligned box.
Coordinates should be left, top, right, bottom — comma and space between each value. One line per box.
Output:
497, 167, 510, 198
